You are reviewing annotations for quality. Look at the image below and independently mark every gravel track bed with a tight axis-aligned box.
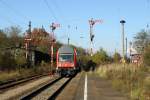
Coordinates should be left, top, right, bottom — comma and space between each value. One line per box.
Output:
0, 75, 58, 100
31, 78, 69, 100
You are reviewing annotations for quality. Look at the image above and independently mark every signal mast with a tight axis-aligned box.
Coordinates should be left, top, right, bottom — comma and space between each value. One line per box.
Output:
89, 18, 103, 56
24, 21, 32, 66
50, 23, 60, 69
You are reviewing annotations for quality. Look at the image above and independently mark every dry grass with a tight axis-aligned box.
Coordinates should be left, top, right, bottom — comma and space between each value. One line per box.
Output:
0, 65, 51, 83
0, 71, 20, 82
96, 63, 150, 100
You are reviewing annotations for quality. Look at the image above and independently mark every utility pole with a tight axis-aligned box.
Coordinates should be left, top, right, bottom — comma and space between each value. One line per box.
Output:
89, 18, 102, 56
120, 20, 126, 63
68, 37, 70, 45
125, 37, 127, 58
67, 25, 70, 45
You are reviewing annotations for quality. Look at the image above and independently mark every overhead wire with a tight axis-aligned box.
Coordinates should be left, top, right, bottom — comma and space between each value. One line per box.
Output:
0, 0, 30, 22
52, 0, 65, 22
0, 4, 16, 25
42, 0, 84, 45
43, 0, 76, 29
43, 0, 70, 44
146, 0, 150, 29
0, 15, 16, 25
43, 0, 59, 22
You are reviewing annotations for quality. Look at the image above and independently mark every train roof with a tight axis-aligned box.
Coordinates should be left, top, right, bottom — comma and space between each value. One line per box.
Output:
58, 45, 74, 54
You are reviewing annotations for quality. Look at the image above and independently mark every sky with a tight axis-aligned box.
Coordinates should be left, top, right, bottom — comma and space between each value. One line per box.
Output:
0, 0, 150, 54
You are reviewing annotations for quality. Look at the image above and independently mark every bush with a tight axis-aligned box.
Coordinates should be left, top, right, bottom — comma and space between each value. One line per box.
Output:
15, 50, 26, 67
0, 51, 16, 71
113, 52, 121, 63
92, 48, 111, 65
143, 46, 150, 66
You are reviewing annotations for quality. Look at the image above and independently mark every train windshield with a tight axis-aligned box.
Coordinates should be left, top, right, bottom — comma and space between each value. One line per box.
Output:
59, 54, 73, 62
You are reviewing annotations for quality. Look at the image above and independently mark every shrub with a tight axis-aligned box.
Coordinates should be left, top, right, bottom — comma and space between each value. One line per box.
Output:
92, 48, 110, 65
0, 51, 16, 71
143, 46, 150, 66
113, 52, 121, 63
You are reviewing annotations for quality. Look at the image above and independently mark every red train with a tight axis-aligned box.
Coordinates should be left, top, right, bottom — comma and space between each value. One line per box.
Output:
56, 45, 80, 76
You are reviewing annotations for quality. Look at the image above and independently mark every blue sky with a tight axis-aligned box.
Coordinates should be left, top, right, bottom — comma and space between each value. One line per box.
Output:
0, 0, 150, 54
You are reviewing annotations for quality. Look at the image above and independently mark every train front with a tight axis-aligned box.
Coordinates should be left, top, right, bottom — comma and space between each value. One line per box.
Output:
56, 45, 77, 76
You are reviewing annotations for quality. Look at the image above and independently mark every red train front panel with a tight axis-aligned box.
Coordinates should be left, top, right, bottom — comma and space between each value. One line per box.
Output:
56, 48, 77, 76
57, 49, 77, 68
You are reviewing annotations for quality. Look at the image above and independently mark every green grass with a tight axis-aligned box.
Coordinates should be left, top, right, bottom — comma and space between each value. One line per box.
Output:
96, 64, 150, 100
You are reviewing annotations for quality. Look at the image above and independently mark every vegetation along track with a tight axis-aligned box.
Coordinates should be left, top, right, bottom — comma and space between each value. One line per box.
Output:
21, 76, 73, 100
0, 74, 48, 92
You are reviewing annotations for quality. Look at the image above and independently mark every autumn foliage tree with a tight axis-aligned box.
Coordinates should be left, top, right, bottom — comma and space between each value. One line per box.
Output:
31, 28, 63, 54
31, 28, 52, 53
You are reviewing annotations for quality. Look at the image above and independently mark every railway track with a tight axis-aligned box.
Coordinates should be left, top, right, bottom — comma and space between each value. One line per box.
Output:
0, 74, 49, 92
21, 76, 73, 100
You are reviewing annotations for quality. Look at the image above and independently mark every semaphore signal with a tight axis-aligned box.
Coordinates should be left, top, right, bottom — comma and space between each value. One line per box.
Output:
50, 22, 60, 73
89, 18, 103, 56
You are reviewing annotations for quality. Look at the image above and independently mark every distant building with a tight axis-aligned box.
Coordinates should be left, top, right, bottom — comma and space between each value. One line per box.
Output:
130, 47, 142, 65
131, 54, 142, 63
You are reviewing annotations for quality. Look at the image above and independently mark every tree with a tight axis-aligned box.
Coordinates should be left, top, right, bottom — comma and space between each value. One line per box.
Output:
4, 26, 23, 47
92, 48, 110, 65
31, 28, 51, 53
0, 51, 16, 71
7, 26, 21, 37
0, 30, 8, 48
133, 30, 150, 53
143, 45, 150, 66
133, 29, 150, 66
54, 41, 62, 54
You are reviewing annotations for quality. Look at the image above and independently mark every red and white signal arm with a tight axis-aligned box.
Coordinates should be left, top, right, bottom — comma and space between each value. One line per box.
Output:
25, 38, 32, 41
95, 19, 103, 23
24, 37, 32, 42
55, 23, 60, 27
89, 19, 103, 26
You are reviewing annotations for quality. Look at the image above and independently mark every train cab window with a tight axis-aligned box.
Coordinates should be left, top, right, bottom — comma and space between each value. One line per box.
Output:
59, 54, 73, 62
